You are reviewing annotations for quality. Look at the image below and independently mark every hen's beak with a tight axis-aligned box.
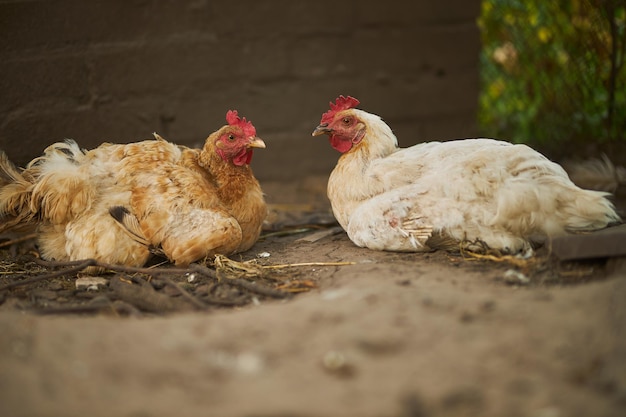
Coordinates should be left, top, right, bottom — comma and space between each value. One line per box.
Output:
312, 123, 332, 136
247, 137, 266, 149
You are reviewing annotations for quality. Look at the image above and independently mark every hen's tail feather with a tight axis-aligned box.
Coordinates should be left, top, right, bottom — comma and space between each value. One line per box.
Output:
27, 139, 87, 169
27, 140, 95, 224
0, 150, 37, 228
2, 140, 96, 228
562, 188, 621, 232
0, 151, 24, 184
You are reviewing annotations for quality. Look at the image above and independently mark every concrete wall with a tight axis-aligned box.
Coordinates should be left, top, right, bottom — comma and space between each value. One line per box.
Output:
0, 0, 481, 180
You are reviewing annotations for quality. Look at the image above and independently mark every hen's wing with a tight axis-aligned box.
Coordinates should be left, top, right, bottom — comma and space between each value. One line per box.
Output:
102, 142, 244, 265
110, 203, 242, 266
109, 206, 152, 247
156, 207, 242, 266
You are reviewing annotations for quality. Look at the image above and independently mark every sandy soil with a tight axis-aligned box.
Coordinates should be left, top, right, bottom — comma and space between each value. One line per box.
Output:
0, 178, 625, 417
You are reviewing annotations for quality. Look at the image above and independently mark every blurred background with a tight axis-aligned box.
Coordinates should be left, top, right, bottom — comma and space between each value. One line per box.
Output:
0, 0, 481, 180
479, 0, 626, 162
0, 0, 624, 181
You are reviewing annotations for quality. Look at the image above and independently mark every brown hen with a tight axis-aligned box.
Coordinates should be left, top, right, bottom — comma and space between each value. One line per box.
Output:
0, 110, 266, 269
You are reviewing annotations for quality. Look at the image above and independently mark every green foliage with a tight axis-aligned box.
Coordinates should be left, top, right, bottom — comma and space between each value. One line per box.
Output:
478, 0, 626, 148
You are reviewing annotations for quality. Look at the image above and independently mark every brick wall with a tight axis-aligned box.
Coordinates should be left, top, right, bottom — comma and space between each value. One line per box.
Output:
0, 0, 481, 180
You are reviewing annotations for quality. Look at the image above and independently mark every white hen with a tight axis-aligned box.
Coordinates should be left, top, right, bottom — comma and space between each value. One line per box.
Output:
312, 96, 620, 254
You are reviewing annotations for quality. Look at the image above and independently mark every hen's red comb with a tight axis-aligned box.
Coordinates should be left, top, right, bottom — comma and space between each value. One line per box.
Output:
226, 110, 256, 137
320, 95, 360, 124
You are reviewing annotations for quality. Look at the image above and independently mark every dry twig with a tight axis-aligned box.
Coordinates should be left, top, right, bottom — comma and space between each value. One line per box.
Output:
0, 233, 37, 249
0, 259, 97, 291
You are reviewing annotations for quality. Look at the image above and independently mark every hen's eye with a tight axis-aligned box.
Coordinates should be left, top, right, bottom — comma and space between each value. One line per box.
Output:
343, 117, 351, 125
228, 134, 235, 141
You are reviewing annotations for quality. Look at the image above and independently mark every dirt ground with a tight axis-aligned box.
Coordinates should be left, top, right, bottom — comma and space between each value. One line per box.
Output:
1, 177, 625, 417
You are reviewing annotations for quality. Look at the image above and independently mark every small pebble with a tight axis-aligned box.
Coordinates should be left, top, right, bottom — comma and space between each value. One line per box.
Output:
75, 277, 108, 291
321, 289, 350, 301
257, 252, 271, 258
322, 350, 356, 377
503, 269, 530, 285
322, 350, 346, 370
